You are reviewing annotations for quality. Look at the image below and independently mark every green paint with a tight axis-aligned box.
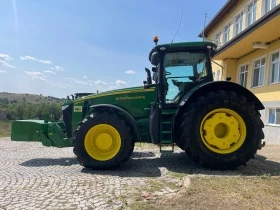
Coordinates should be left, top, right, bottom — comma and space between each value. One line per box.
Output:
10, 41, 218, 148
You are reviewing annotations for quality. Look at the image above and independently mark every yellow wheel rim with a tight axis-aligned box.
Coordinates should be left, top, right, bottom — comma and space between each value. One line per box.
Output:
200, 108, 246, 154
84, 124, 121, 161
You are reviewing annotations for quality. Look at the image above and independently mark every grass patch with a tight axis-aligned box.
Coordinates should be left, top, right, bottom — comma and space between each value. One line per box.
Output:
134, 142, 158, 149
169, 172, 187, 179
147, 180, 164, 192
0, 120, 11, 137
127, 201, 150, 210
127, 176, 280, 210
259, 173, 271, 179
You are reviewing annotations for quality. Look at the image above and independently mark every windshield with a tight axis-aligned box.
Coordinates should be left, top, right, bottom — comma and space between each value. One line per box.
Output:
163, 52, 207, 103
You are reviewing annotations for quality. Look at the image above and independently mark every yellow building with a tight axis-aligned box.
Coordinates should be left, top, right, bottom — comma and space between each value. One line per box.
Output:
201, 0, 280, 144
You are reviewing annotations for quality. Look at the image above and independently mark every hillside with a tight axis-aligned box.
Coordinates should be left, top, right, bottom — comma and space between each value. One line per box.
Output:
0, 92, 63, 104
0, 92, 63, 121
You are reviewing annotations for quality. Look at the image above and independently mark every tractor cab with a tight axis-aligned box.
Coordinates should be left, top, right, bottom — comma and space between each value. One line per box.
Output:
145, 38, 217, 151
146, 38, 216, 107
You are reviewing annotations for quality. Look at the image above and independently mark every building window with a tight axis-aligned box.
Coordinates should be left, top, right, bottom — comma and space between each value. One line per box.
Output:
247, 0, 257, 27
215, 31, 222, 48
234, 11, 243, 36
269, 51, 280, 84
223, 23, 230, 44
238, 64, 248, 87
262, 0, 277, 15
252, 58, 265, 87
268, 108, 280, 125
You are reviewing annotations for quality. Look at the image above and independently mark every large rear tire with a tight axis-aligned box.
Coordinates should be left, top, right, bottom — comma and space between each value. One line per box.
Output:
179, 90, 264, 170
73, 110, 135, 169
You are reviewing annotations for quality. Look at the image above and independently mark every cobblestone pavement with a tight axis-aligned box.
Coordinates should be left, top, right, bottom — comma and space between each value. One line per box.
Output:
0, 138, 280, 210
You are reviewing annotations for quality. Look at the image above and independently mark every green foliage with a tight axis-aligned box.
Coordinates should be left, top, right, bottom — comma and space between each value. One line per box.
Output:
0, 93, 62, 121
0, 98, 9, 108
0, 120, 11, 137
4, 102, 61, 121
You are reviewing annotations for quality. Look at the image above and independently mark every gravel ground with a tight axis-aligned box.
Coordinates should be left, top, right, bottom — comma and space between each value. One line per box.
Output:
0, 138, 279, 209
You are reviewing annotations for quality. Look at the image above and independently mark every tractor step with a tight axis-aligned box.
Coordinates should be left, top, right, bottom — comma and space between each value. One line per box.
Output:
159, 143, 174, 153
159, 107, 176, 152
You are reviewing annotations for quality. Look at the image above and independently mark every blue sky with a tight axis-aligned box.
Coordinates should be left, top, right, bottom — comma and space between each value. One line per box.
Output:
0, 0, 227, 98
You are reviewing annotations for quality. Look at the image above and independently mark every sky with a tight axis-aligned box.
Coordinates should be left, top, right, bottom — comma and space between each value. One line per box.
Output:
0, 0, 227, 98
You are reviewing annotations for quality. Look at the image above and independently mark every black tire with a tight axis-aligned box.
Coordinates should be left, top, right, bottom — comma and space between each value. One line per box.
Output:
179, 90, 264, 170
73, 109, 135, 169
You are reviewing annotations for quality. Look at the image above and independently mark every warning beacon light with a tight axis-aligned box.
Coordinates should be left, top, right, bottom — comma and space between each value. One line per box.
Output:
153, 36, 158, 45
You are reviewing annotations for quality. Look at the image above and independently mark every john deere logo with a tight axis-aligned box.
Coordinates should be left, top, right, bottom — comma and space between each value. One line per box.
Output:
74, 106, 83, 112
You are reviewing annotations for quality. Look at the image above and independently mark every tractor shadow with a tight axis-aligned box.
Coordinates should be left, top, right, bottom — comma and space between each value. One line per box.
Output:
81, 150, 280, 178
19, 149, 280, 178
20, 158, 79, 167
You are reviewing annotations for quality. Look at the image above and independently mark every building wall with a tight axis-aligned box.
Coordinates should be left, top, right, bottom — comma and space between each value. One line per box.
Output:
228, 40, 280, 102
208, 0, 280, 48
223, 39, 280, 144
206, 0, 280, 144
261, 101, 280, 144
211, 61, 224, 81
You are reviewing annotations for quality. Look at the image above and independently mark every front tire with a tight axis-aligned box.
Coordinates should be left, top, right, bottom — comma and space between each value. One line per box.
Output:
73, 110, 135, 169
179, 90, 264, 170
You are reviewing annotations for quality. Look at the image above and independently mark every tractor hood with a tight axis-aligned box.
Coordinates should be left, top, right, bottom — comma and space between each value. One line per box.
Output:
65, 86, 155, 104
62, 86, 156, 119
61, 86, 156, 129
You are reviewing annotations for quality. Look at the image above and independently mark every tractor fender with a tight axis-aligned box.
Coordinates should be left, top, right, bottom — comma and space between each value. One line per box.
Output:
179, 81, 264, 110
88, 104, 140, 140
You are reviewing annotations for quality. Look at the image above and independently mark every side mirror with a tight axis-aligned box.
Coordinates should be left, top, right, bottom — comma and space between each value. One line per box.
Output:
145, 68, 152, 85
151, 52, 160, 66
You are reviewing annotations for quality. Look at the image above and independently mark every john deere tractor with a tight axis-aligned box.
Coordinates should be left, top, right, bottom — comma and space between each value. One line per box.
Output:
11, 38, 265, 170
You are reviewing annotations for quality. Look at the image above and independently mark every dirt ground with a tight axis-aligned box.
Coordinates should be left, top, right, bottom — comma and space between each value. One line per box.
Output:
132, 176, 280, 210
1, 138, 280, 209
128, 145, 280, 210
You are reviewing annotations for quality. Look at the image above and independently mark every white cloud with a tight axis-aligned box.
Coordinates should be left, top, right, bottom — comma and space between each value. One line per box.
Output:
0, 70, 7, 74
65, 77, 88, 85
0, 54, 13, 61
20, 55, 36, 61
46, 66, 65, 74
20, 55, 52, 64
54, 65, 65, 71
94, 80, 107, 85
40, 60, 52, 64
0, 54, 15, 68
115, 80, 126, 85
24, 71, 47, 81
0, 60, 16, 68
44, 70, 56, 75
83, 75, 87, 79
125, 70, 136, 74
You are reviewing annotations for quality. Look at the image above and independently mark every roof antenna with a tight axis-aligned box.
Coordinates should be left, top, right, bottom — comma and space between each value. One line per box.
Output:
202, 13, 207, 41
171, 9, 183, 45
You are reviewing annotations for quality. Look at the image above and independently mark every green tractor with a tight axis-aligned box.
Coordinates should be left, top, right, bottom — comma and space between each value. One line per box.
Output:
11, 38, 265, 170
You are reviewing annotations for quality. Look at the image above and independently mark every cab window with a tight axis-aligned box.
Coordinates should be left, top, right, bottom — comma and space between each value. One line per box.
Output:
163, 52, 207, 103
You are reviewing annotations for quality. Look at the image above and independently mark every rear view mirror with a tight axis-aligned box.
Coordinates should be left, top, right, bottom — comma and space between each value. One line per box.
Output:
151, 52, 160, 66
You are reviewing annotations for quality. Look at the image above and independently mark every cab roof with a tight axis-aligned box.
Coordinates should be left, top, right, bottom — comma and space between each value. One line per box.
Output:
157, 41, 216, 49
149, 41, 216, 62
